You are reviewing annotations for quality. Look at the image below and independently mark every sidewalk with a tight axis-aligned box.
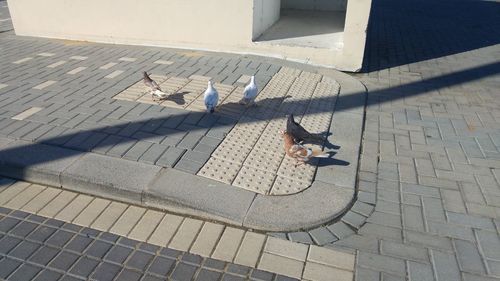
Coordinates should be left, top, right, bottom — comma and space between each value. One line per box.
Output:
1, 0, 500, 280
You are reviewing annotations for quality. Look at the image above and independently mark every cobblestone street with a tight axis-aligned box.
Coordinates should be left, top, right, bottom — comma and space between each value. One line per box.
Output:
1, 0, 500, 280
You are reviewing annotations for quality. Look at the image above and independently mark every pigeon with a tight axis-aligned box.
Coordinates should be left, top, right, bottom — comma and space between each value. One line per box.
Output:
143, 71, 161, 92
239, 76, 258, 106
281, 130, 329, 166
286, 114, 325, 144
203, 80, 219, 113
143, 72, 169, 101
152, 89, 169, 101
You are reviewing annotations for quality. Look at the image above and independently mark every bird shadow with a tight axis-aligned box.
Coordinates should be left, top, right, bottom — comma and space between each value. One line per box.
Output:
162, 91, 189, 105
315, 155, 350, 167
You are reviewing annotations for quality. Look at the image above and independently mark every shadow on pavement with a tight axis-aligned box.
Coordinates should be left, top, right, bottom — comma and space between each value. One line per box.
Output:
0, 61, 498, 174
363, 0, 500, 72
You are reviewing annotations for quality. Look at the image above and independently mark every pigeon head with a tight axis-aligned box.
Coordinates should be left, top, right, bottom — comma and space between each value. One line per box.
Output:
250, 76, 255, 83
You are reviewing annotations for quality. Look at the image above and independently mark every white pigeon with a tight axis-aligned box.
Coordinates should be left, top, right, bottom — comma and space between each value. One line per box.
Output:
203, 80, 219, 113
239, 75, 258, 106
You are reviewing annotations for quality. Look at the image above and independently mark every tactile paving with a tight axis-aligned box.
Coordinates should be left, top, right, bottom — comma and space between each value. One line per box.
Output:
270, 175, 311, 195
243, 148, 283, 174
233, 165, 276, 194
113, 67, 340, 196
197, 158, 241, 184
211, 141, 253, 164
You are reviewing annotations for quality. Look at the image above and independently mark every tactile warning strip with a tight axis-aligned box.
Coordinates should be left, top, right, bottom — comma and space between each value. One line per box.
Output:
197, 68, 340, 195
113, 68, 340, 195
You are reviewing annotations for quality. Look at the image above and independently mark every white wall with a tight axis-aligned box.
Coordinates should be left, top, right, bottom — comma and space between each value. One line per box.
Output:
282, 0, 347, 11
7, 0, 371, 71
252, 0, 281, 40
7, 0, 255, 46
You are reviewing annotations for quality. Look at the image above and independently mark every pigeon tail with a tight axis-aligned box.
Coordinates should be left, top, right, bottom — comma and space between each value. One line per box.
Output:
209, 108, 215, 113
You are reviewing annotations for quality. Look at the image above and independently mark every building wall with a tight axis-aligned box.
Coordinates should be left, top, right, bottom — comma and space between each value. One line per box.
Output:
7, 0, 255, 45
282, 0, 347, 11
252, 0, 281, 40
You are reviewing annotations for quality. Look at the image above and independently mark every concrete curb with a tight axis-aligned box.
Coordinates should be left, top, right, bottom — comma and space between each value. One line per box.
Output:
0, 60, 366, 232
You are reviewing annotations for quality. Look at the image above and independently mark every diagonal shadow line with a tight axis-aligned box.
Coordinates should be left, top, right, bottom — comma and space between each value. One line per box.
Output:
0, 61, 499, 170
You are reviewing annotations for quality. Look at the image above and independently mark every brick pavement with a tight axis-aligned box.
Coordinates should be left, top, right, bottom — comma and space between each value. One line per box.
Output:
0, 178, 356, 281
311, 0, 500, 280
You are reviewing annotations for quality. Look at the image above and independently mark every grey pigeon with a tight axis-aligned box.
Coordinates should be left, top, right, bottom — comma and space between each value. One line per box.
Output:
286, 114, 325, 143
203, 80, 219, 113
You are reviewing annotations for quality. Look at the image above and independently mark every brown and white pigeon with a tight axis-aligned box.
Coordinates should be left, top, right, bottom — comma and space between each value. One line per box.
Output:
286, 114, 324, 144
282, 130, 329, 166
143, 71, 168, 101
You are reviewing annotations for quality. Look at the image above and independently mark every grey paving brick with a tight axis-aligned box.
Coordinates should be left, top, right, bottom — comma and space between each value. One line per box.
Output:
177, 132, 204, 150
92, 135, 123, 154
90, 262, 122, 281
447, 212, 495, 230
351, 201, 375, 217
49, 251, 80, 271
308, 227, 338, 245
148, 256, 175, 276
106, 138, 137, 157
358, 252, 406, 277
0, 257, 21, 279
287, 232, 313, 244
65, 235, 93, 253
182, 150, 211, 164
33, 269, 63, 281
70, 256, 99, 278
27, 226, 57, 243
454, 239, 487, 274
122, 141, 153, 161
355, 267, 380, 281
104, 246, 133, 264
29, 246, 59, 265
126, 251, 154, 271
332, 234, 379, 253
132, 131, 165, 143
408, 261, 434, 281
342, 210, 367, 229
422, 197, 445, 223
366, 211, 402, 229
8, 240, 41, 260
326, 221, 355, 239
402, 183, 440, 197
9, 121, 41, 139
78, 132, 109, 151
173, 158, 204, 174
8, 263, 42, 281
358, 223, 403, 242
197, 269, 222, 281
11, 221, 38, 237
85, 241, 113, 259
431, 250, 461, 281
476, 229, 500, 260
403, 205, 425, 232
115, 268, 142, 281
138, 143, 169, 164
381, 240, 428, 262
171, 262, 198, 281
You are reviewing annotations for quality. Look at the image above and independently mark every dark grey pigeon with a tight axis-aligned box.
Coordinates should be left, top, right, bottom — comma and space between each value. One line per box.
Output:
286, 114, 325, 144
143, 71, 162, 91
